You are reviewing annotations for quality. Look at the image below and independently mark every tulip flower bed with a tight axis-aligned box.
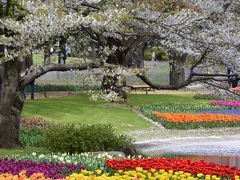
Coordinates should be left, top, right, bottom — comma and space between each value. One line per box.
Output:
152, 112, 240, 129
20, 117, 53, 128
13, 152, 125, 171
105, 158, 240, 179
200, 110, 240, 115
211, 100, 240, 108
2, 156, 240, 179
20, 117, 53, 147
141, 102, 236, 129
0, 158, 84, 179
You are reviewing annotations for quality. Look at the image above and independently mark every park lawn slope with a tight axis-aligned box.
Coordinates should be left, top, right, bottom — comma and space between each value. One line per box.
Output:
22, 94, 154, 133
22, 94, 198, 133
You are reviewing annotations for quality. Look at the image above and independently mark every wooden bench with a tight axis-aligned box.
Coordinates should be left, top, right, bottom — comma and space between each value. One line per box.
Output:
127, 84, 153, 94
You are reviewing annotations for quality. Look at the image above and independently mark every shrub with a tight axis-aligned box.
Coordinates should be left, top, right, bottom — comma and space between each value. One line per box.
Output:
43, 124, 132, 154
34, 84, 100, 92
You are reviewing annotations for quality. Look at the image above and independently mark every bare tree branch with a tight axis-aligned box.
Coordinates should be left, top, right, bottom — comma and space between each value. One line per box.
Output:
137, 74, 214, 90
190, 48, 209, 72
202, 80, 240, 96
192, 73, 232, 77
21, 62, 101, 86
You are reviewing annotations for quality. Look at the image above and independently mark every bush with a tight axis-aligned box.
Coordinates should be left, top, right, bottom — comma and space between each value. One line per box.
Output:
43, 124, 132, 154
34, 84, 101, 92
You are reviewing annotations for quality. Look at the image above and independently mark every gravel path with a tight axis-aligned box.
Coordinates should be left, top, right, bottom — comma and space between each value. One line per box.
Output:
131, 108, 240, 158
134, 135, 240, 157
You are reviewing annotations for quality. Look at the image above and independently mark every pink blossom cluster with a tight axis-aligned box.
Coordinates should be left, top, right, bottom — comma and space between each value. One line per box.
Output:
211, 100, 240, 107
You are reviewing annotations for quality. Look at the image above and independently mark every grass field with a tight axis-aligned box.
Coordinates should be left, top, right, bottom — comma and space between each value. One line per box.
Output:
21, 94, 199, 133
33, 53, 82, 66
1, 93, 199, 157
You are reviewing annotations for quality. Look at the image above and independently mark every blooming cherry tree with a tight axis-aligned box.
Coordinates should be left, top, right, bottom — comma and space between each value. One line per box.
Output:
0, 0, 131, 148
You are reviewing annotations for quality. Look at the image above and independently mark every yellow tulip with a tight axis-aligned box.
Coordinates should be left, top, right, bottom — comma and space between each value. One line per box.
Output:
96, 170, 102, 175
136, 167, 143, 172
151, 168, 156, 173
212, 175, 217, 180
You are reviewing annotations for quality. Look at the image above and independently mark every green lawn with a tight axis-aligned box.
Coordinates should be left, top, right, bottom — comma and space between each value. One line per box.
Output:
33, 53, 82, 66
1, 93, 199, 157
22, 94, 198, 133
0, 147, 47, 157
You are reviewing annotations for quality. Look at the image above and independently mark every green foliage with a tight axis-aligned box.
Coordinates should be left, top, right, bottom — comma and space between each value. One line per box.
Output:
193, 94, 222, 100
160, 121, 240, 129
44, 124, 132, 154
19, 117, 53, 147
22, 95, 155, 133
141, 102, 228, 114
13, 152, 125, 172
34, 84, 100, 92
144, 47, 169, 61
19, 127, 45, 147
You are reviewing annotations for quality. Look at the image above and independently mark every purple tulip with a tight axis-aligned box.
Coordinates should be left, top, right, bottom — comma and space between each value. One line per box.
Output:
0, 158, 84, 179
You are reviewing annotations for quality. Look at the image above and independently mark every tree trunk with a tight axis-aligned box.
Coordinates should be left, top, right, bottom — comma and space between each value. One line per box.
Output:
0, 60, 24, 148
58, 36, 67, 64
101, 73, 127, 103
102, 38, 147, 102
44, 41, 51, 64
169, 50, 187, 86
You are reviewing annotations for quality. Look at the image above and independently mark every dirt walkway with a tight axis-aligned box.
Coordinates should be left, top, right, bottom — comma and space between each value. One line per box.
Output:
26, 89, 209, 100
25, 91, 82, 100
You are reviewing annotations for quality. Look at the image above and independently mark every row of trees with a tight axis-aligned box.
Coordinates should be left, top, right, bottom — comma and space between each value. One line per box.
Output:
0, 0, 239, 148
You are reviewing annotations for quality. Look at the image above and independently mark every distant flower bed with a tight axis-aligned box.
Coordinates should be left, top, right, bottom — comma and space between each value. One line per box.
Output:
141, 102, 236, 129
152, 112, 240, 123
200, 110, 240, 115
20, 117, 53, 128
193, 94, 221, 100
211, 100, 240, 107
152, 112, 240, 129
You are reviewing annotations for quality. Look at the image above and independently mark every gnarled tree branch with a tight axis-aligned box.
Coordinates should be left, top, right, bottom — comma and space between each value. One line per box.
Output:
21, 62, 101, 86
137, 74, 214, 90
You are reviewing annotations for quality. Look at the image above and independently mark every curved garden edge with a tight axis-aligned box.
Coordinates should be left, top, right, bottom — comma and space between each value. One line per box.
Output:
131, 106, 240, 157
132, 106, 165, 129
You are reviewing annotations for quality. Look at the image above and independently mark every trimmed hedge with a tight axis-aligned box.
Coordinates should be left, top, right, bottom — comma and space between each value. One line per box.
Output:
33, 84, 101, 92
